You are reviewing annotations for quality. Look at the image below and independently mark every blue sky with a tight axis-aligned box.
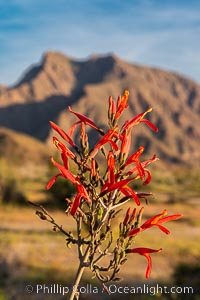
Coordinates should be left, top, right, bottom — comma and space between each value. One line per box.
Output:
0, 0, 200, 85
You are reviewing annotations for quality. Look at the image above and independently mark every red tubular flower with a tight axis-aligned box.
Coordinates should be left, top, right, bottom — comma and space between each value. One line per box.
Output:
107, 151, 115, 184
91, 158, 98, 179
127, 154, 158, 185
68, 106, 103, 133
142, 169, 152, 185
120, 129, 132, 161
126, 247, 162, 278
98, 151, 115, 193
115, 90, 129, 120
76, 179, 90, 202
46, 157, 90, 215
108, 95, 116, 119
53, 136, 75, 161
101, 178, 132, 194
49, 157, 77, 184
70, 194, 82, 216
46, 174, 62, 190
125, 146, 145, 166
68, 120, 81, 138
122, 108, 158, 133
89, 129, 118, 158
127, 209, 183, 236
141, 154, 158, 168
80, 122, 89, 153
49, 121, 77, 149
145, 210, 183, 234
101, 177, 140, 206
125, 146, 154, 183
70, 180, 90, 216
120, 185, 140, 206
129, 208, 137, 224
123, 207, 131, 226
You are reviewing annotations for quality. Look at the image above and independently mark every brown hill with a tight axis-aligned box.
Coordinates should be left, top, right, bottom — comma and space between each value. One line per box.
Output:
0, 127, 50, 203
0, 51, 200, 165
0, 126, 48, 165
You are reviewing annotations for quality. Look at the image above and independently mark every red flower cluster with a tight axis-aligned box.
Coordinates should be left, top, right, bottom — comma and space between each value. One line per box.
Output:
47, 90, 158, 215
127, 208, 182, 236
46, 90, 182, 279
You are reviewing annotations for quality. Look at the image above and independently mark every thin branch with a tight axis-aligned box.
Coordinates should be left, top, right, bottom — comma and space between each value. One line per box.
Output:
27, 200, 73, 239
92, 232, 113, 266
77, 215, 83, 259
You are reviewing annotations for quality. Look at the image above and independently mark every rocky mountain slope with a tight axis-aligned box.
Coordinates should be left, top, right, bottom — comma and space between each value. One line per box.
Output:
0, 51, 200, 166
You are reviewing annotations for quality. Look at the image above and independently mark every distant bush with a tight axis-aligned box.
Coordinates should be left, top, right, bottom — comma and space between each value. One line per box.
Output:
173, 262, 200, 299
0, 177, 27, 205
0, 256, 9, 286
46, 177, 76, 209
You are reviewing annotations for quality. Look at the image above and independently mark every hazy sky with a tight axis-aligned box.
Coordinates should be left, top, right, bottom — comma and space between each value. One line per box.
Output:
0, 0, 200, 85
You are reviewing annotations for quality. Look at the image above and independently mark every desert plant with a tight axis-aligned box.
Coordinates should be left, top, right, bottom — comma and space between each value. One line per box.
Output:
31, 90, 182, 300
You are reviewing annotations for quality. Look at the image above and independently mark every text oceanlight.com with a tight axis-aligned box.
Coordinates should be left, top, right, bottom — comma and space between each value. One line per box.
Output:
25, 283, 194, 296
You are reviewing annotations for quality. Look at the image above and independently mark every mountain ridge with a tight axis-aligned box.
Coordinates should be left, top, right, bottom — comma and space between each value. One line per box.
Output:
0, 51, 200, 166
